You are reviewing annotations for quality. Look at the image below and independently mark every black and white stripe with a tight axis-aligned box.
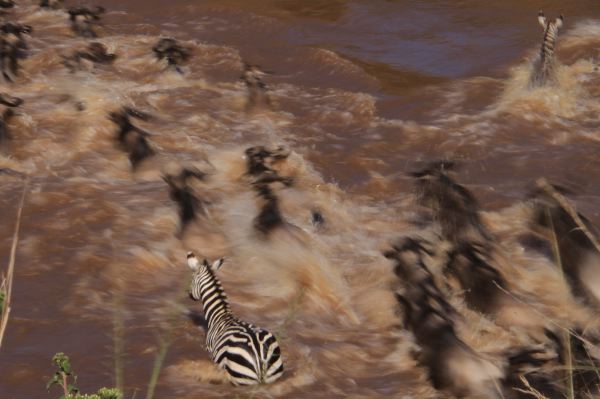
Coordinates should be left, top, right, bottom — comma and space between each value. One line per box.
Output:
186, 252, 284, 385
533, 10, 563, 86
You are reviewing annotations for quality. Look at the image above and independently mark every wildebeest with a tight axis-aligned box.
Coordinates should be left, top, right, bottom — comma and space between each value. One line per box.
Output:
412, 161, 491, 245
241, 63, 271, 109
445, 240, 548, 333
108, 107, 155, 169
163, 166, 207, 235
63, 42, 116, 72
252, 174, 293, 236
68, 6, 105, 38
0, 92, 23, 145
152, 38, 190, 73
0, 0, 14, 10
384, 238, 503, 398
0, 23, 32, 82
40, 0, 64, 8
530, 180, 600, 310
245, 145, 290, 178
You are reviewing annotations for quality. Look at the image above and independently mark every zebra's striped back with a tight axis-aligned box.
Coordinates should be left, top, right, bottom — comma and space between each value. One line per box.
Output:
186, 253, 284, 385
533, 11, 563, 85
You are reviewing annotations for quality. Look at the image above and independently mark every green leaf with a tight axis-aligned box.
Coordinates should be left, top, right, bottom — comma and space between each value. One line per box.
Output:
0, 289, 5, 313
61, 360, 72, 374
46, 373, 60, 390
52, 352, 71, 373
97, 387, 123, 399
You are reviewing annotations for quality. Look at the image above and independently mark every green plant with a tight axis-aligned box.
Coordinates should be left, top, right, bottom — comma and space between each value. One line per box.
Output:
0, 277, 5, 314
47, 352, 123, 399
112, 286, 125, 393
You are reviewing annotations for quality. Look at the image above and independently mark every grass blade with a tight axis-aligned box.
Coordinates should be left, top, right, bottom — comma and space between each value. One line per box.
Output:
0, 179, 28, 350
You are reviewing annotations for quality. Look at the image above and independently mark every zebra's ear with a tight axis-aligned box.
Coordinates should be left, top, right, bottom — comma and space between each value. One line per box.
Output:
538, 10, 547, 28
211, 258, 225, 271
555, 15, 564, 29
187, 252, 200, 271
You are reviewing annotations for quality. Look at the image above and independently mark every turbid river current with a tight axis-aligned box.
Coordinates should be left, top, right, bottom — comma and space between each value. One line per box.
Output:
1, 1, 600, 398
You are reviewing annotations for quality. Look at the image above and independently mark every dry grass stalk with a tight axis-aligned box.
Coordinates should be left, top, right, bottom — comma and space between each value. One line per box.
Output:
513, 375, 550, 399
0, 180, 28, 350
275, 286, 306, 341
536, 178, 600, 398
145, 332, 172, 399
112, 289, 125, 393
535, 178, 600, 254
545, 206, 574, 399
145, 289, 187, 399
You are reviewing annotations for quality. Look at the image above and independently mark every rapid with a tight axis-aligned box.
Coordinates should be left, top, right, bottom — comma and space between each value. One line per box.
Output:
1, 1, 600, 398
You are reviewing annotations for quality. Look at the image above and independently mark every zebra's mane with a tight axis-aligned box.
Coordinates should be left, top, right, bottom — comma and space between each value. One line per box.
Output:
195, 261, 233, 312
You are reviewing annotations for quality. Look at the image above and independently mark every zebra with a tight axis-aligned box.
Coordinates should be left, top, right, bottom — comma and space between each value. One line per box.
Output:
186, 252, 284, 385
532, 11, 564, 87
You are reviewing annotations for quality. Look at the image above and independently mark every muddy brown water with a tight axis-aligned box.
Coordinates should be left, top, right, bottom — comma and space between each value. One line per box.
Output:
1, 1, 600, 398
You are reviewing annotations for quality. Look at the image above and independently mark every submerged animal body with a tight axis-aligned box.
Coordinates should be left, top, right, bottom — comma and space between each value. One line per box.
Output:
241, 63, 271, 109
0, 92, 23, 144
446, 241, 549, 332
0, 0, 14, 10
531, 181, 600, 310
502, 343, 563, 399
412, 163, 547, 331
163, 167, 207, 234
446, 243, 508, 314
252, 176, 293, 236
68, 6, 105, 38
40, 0, 64, 8
109, 107, 155, 168
531, 11, 564, 87
385, 239, 503, 398
244, 145, 294, 237
152, 38, 190, 73
0, 23, 32, 82
186, 253, 284, 386
245, 145, 290, 178
412, 161, 490, 245
64, 42, 116, 72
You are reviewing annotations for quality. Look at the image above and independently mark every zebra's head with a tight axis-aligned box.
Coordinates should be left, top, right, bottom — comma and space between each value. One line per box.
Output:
186, 252, 225, 272
187, 253, 225, 300
538, 10, 564, 30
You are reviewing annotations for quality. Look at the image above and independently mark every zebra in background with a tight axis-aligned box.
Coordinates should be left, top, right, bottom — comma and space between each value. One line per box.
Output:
186, 252, 284, 385
531, 10, 564, 87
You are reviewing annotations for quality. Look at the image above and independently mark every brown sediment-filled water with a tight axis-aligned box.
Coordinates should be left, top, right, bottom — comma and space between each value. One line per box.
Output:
1, 0, 600, 398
